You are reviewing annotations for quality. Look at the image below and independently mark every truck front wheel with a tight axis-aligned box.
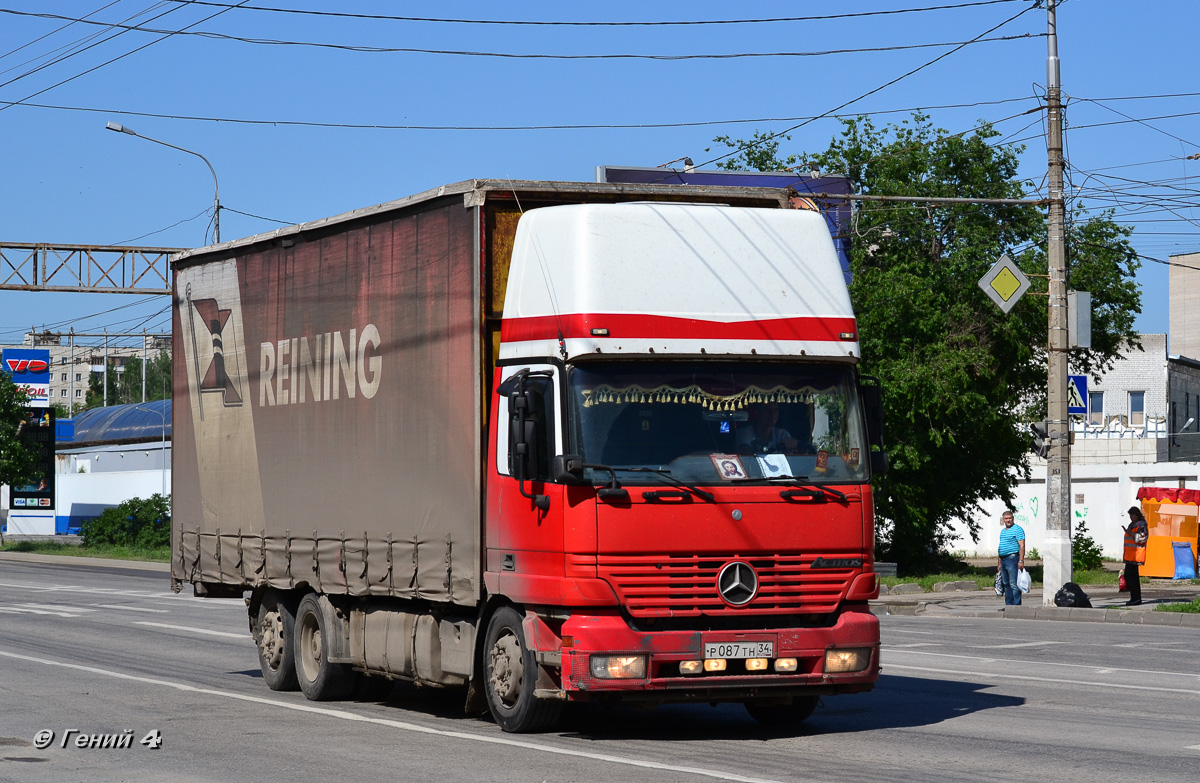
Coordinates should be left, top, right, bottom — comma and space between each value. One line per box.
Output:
255, 590, 298, 691
482, 606, 562, 733
294, 593, 357, 701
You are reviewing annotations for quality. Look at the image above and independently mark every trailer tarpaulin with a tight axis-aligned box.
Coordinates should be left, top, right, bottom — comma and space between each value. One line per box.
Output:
172, 203, 480, 605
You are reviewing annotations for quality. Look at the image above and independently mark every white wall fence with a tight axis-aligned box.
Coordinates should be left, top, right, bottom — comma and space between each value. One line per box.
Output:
947, 461, 1200, 560
3, 469, 170, 535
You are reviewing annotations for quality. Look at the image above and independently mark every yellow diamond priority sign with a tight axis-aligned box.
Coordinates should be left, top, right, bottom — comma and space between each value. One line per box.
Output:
978, 254, 1031, 313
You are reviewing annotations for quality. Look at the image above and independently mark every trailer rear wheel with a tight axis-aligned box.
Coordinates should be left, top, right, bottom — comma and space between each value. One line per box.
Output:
482, 606, 562, 733
255, 591, 298, 691
743, 696, 819, 726
294, 593, 357, 701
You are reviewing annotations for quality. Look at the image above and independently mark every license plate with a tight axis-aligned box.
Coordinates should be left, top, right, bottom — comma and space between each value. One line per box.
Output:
704, 641, 774, 659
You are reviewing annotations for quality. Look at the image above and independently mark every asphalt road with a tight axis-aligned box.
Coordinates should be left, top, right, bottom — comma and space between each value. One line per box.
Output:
0, 559, 1197, 783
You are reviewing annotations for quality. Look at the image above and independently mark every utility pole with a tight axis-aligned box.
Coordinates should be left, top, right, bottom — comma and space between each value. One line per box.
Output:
1043, 0, 1072, 604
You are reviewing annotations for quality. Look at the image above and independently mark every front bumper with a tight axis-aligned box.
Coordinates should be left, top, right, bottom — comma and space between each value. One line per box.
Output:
557, 606, 879, 702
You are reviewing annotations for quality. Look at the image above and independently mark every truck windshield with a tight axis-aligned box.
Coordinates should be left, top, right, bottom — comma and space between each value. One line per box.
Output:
568, 361, 869, 485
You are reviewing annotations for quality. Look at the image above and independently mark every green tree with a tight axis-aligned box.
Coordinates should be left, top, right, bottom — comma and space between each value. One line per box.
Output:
708, 130, 802, 173
712, 115, 1141, 569
0, 372, 37, 489
86, 352, 172, 409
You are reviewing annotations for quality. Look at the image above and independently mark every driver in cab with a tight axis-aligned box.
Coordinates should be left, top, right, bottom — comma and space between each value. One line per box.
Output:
736, 402, 800, 455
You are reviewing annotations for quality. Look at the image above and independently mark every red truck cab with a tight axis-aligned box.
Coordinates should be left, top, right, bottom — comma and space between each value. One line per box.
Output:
480, 202, 883, 730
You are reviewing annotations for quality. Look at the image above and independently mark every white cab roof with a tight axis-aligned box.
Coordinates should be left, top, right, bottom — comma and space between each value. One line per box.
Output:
500, 202, 857, 361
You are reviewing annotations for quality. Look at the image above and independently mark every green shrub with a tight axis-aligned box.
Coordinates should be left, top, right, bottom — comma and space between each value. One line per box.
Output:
1072, 519, 1104, 572
1156, 597, 1200, 614
80, 495, 171, 549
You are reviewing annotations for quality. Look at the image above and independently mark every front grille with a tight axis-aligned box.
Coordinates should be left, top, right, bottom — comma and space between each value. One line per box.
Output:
596, 553, 856, 618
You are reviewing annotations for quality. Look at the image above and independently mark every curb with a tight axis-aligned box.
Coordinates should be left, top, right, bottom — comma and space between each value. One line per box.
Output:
0, 551, 170, 573
872, 598, 1200, 627
998, 604, 1200, 627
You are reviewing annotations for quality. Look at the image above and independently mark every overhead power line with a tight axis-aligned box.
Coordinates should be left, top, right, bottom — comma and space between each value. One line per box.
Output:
0, 2, 184, 91
0, 94, 1038, 131
689, 2, 1039, 172
0, 1, 250, 117
1074, 97, 1200, 150
158, 0, 1022, 26
0, 0, 123, 65
0, 12, 1042, 60
1070, 90, 1200, 103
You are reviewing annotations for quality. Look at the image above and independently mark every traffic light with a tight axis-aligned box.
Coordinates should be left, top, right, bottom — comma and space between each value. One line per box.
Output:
1030, 421, 1049, 458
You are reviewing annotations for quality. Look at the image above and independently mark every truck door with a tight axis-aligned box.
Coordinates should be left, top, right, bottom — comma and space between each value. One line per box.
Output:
487, 366, 569, 594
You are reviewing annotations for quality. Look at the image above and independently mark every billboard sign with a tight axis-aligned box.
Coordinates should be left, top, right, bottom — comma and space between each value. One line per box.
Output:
10, 407, 55, 510
596, 165, 853, 280
2, 348, 52, 408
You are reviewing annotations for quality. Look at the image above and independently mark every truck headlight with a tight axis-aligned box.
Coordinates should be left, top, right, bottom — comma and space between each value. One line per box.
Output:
824, 648, 871, 673
590, 655, 647, 679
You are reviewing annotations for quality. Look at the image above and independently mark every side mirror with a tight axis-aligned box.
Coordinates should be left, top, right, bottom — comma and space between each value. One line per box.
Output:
507, 381, 549, 511
552, 454, 586, 484
509, 414, 538, 479
870, 451, 889, 477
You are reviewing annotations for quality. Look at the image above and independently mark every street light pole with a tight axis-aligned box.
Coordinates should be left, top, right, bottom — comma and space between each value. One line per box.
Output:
1043, 0, 1073, 604
106, 121, 220, 244
133, 404, 168, 499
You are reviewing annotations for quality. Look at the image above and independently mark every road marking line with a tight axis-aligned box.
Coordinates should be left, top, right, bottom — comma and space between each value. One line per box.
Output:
0, 648, 787, 783
973, 641, 1063, 649
883, 643, 941, 648
1186, 745, 1200, 751
0, 605, 84, 618
133, 622, 247, 639
94, 604, 169, 613
885, 648, 1199, 679
19, 603, 95, 612
887, 663, 1200, 696
0, 580, 232, 606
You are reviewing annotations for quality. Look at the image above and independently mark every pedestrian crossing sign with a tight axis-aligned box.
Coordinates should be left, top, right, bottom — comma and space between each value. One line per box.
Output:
1068, 375, 1087, 414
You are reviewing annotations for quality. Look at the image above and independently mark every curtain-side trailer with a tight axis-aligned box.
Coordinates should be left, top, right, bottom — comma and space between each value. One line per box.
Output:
171, 179, 886, 732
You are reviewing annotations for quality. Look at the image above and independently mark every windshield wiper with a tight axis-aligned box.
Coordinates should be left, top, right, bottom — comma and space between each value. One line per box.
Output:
786, 481, 847, 502
728, 474, 847, 502
617, 467, 716, 503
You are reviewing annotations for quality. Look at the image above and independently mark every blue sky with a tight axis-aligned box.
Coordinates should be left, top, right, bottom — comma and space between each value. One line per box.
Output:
1, 0, 1196, 352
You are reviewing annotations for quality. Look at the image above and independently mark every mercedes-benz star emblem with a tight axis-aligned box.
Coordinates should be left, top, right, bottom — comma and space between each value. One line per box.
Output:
717, 561, 758, 606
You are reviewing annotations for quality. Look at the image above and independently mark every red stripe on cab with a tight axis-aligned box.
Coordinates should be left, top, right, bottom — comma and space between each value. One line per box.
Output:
500, 313, 857, 343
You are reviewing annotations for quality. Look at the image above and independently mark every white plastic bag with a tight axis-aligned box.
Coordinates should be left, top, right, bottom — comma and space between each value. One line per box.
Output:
1016, 568, 1031, 593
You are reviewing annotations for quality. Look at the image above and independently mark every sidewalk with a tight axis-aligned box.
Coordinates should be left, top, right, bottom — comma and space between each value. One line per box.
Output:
871, 580, 1200, 627
0, 550, 170, 573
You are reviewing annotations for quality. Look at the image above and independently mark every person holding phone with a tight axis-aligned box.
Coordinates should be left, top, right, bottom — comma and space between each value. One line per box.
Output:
1122, 506, 1149, 606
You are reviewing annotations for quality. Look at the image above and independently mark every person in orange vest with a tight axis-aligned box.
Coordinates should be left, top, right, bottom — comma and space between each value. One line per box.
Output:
1122, 506, 1149, 606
